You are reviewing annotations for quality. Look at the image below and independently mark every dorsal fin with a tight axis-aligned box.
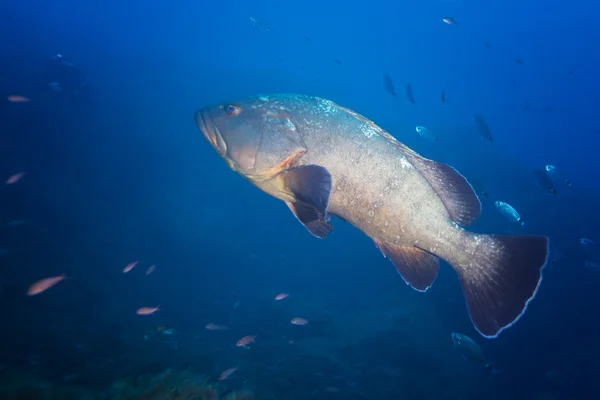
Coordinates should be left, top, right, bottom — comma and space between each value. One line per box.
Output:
378, 132, 481, 226
406, 155, 481, 226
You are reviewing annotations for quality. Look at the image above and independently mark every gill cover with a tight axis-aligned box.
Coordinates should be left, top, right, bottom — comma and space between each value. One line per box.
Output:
218, 106, 263, 174
207, 100, 308, 178
252, 109, 308, 178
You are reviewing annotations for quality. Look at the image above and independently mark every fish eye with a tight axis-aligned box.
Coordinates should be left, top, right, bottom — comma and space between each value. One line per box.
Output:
225, 104, 241, 116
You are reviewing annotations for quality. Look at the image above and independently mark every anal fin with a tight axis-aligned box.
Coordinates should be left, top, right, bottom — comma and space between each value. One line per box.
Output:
374, 239, 440, 292
280, 165, 333, 239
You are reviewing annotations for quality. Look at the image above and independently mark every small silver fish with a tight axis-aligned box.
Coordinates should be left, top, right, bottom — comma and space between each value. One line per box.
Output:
451, 333, 499, 373
442, 17, 457, 25
545, 165, 572, 187
249, 17, 272, 33
495, 201, 524, 225
415, 126, 437, 141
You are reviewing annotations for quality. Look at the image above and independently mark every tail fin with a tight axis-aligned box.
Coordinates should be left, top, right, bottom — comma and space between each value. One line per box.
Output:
453, 234, 549, 338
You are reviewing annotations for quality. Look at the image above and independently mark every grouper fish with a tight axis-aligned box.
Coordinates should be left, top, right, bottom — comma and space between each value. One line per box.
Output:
194, 94, 549, 338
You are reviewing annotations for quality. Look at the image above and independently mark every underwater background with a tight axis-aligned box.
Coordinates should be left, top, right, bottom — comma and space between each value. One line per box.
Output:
1, 0, 599, 399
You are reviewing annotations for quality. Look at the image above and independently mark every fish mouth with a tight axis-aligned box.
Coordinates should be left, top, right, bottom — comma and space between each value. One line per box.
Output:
195, 108, 226, 156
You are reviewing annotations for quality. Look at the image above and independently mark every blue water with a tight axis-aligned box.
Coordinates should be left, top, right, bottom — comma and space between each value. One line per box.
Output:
0, 0, 599, 398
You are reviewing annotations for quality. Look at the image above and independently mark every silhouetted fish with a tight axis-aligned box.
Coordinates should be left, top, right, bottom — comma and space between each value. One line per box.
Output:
382, 72, 396, 96
532, 169, 558, 195
405, 84, 415, 104
451, 333, 501, 373
545, 165, 572, 187
472, 114, 494, 142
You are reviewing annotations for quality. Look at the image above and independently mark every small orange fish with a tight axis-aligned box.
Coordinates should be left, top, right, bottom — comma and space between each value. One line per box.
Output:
123, 261, 138, 273
274, 293, 289, 300
136, 306, 159, 315
442, 17, 457, 25
236, 335, 256, 347
441, 90, 446, 103
291, 317, 309, 326
146, 265, 155, 275
219, 366, 238, 380
27, 275, 66, 296
205, 323, 229, 331
6, 172, 25, 185
7, 95, 30, 103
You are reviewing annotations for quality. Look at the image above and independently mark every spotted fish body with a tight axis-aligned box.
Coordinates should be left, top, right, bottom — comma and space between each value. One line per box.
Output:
254, 98, 475, 260
195, 94, 549, 338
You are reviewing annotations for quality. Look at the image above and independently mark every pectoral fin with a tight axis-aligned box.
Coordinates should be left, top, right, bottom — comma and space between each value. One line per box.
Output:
286, 202, 333, 238
280, 165, 333, 238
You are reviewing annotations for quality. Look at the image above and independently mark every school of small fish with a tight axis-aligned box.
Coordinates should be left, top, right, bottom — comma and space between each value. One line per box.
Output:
22, 245, 315, 381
